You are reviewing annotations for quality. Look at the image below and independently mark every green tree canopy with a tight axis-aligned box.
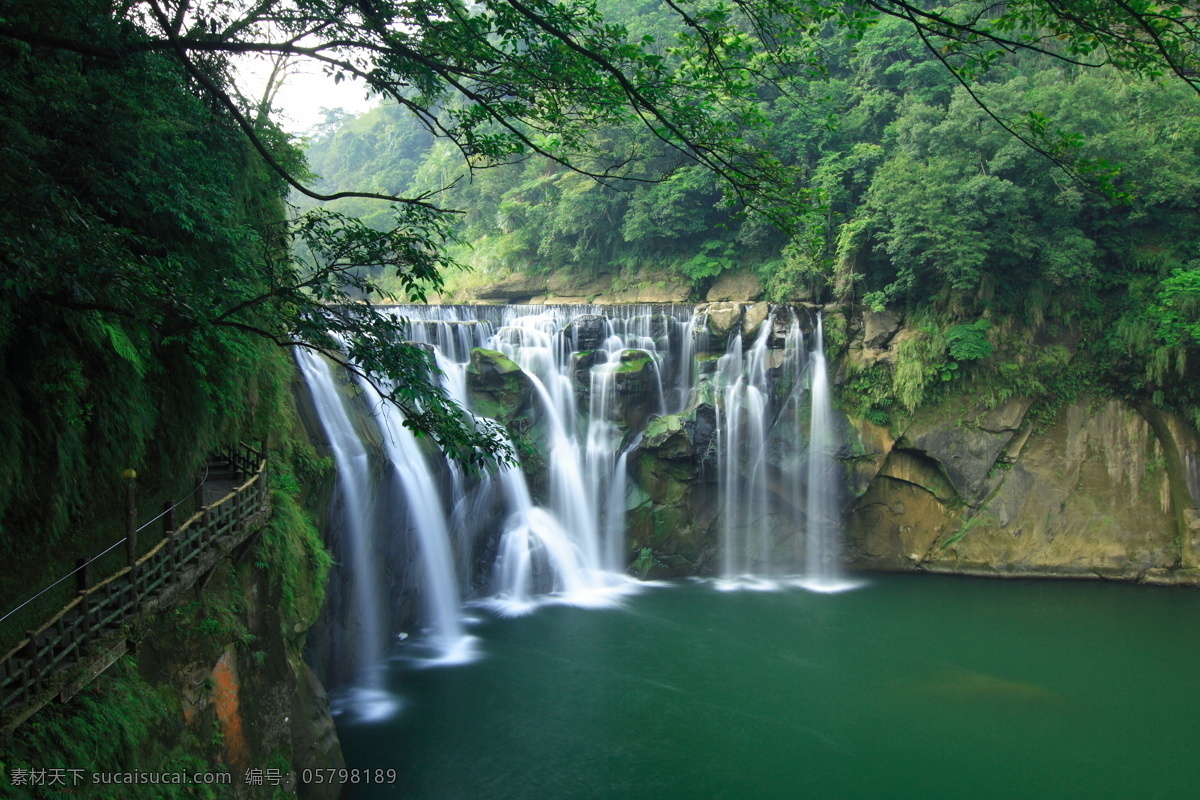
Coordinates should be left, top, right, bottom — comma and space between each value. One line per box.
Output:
5, 0, 1200, 458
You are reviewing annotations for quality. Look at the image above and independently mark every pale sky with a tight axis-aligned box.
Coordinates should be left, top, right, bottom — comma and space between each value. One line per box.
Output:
235, 54, 379, 135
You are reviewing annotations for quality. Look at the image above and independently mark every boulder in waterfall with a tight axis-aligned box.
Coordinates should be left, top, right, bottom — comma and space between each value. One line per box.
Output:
563, 314, 609, 352
742, 302, 770, 340
642, 413, 692, 460
466, 348, 534, 424
612, 349, 657, 431
695, 302, 742, 347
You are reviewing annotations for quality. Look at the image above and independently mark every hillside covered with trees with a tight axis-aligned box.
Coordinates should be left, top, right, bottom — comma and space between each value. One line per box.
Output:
2, 0, 1200, 792
302, 4, 1200, 432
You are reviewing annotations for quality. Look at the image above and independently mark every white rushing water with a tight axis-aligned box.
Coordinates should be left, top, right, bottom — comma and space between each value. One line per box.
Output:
298, 303, 855, 702
796, 315, 861, 594
295, 350, 398, 720
357, 379, 476, 664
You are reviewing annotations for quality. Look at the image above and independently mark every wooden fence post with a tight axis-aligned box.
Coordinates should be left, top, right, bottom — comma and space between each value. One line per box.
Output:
194, 467, 205, 514
203, 507, 214, 548
24, 632, 40, 695
76, 557, 92, 595
164, 501, 178, 572
123, 470, 137, 568
77, 557, 93, 650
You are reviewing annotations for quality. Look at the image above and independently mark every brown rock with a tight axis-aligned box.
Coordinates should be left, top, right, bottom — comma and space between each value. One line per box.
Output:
742, 302, 770, 339
706, 270, 764, 302
474, 272, 548, 302
695, 302, 743, 343
862, 309, 901, 348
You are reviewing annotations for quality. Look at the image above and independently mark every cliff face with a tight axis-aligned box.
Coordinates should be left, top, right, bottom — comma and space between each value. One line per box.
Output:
836, 311, 1200, 584
138, 544, 345, 800
575, 300, 1200, 584
2, 482, 346, 800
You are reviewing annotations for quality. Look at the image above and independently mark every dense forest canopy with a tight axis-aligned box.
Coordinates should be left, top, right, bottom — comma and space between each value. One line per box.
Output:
298, 2, 1200, 431
1, 0, 1199, 576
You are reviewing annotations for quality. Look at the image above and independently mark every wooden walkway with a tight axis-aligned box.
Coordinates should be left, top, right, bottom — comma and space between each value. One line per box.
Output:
0, 442, 270, 734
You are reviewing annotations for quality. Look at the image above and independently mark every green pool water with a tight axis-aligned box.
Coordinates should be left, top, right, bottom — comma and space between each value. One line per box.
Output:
336, 574, 1200, 799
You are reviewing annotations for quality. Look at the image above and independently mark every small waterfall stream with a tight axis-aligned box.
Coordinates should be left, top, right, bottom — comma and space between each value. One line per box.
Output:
297, 303, 857, 707
295, 350, 391, 716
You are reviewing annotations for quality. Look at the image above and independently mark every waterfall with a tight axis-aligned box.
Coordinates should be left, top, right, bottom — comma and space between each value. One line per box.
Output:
715, 309, 804, 585
297, 302, 860, 695
357, 380, 475, 664
798, 315, 858, 593
295, 350, 387, 704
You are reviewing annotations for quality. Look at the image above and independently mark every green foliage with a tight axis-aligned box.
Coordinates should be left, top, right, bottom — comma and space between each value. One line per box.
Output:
893, 324, 949, 413
837, 365, 896, 428
2, 660, 228, 800
1151, 265, 1200, 347
257, 476, 335, 627
679, 240, 736, 283
945, 320, 996, 361
289, 3, 1200, 451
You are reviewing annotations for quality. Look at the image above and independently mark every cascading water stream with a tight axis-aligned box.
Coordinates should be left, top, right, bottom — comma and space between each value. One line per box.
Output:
299, 303, 861, 700
799, 314, 858, 593
295, 350, 387, 704
357, 380, 475, 663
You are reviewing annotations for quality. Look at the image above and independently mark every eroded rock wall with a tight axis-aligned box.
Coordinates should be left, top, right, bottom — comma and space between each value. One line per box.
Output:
837, 309, 1200, 584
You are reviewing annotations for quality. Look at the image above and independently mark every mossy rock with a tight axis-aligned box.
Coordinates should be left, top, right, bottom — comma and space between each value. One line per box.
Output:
466, 348, 533, 424
642, 413, 692, 460
615, 348, 652, 374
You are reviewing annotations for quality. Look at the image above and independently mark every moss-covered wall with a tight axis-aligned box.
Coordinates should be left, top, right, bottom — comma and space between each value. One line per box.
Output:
1, 396, 345, 800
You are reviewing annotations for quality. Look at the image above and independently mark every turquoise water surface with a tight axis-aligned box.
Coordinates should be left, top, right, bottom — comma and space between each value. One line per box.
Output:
336, 574, 1200, 799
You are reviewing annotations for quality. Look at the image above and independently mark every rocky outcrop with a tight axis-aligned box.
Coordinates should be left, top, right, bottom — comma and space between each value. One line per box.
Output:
473, 272, 548, 303
563, 314, 609, 351
597, 270, 690, 304
626, 407, 720, 578
460, 267, 695, 304
1136, 404, 1200, 568
546, 271, 615, 303
742, 301, 770, 340
845, 308, 909, 369
862, 309, 901, 348
706, 270, 764, 302
845, 396, 1189, 581
695, 302, 743, 348
466, 348, 534, 425
894, 397, 1032, 504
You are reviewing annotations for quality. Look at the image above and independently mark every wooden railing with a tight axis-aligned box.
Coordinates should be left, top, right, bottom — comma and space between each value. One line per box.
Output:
0, 442, 269, 720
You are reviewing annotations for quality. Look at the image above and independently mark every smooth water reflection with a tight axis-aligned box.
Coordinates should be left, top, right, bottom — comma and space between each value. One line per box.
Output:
337, 574, 1200, 799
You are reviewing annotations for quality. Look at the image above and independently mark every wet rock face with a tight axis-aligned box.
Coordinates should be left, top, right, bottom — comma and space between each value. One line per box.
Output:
466, 348, 533, 425
563, 314, 609, 352
641, 413, 692, 459
690, 403, 719, 468
843, 395, 1190, 581
612, 350, 658, 432
741, 302, 770, 340
625, 404, 723, 577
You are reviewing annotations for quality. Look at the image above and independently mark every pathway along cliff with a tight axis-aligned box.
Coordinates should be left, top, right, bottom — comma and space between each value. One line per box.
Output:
295, 301, 1200, 715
